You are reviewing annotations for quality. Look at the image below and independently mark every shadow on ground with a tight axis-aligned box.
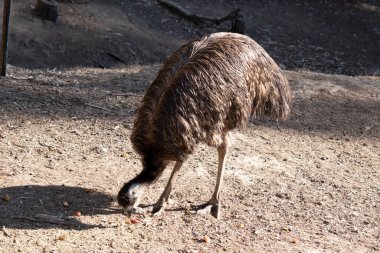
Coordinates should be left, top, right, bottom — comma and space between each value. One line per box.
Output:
1, 65, 379, 139
8, 0, 380, 76
0, 185, 117, 230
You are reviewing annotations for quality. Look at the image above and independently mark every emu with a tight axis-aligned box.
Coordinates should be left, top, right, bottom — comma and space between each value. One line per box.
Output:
118, 32, 291, 219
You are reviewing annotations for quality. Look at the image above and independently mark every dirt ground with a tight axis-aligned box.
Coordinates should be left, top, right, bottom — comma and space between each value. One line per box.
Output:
0, 65, 379, 252
7, 0, 380, 75
1, 0, 380, 253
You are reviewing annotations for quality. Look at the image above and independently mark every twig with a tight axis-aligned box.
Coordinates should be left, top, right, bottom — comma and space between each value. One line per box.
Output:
2, 226, 11, 237
12, 215, 69, 226
10, 141, 30, 149
38, 141, 55, 149
158, 0, 239, 24
258, 135, 269, 141
111, 92, 142, 97
357, 3, 380, 13
107, 52, 126, 64
360, 125, 376, 136
68, 0, 90, 3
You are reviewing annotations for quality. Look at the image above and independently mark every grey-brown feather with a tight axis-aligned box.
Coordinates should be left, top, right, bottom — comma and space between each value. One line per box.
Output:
131, 32, 291, 163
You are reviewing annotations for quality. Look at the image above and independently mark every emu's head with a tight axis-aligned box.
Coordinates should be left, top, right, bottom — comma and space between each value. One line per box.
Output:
117, 181, 147, 216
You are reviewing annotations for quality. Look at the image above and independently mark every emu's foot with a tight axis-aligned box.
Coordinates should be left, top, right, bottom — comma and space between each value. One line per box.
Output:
151, 202, 166, 217
195, 202, 221, 219
138, 202, 167, 217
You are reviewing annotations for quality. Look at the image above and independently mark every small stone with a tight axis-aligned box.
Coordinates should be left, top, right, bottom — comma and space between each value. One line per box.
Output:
58, 234, 68, 241
202, 235, 210, 243
290, 238, 299, 244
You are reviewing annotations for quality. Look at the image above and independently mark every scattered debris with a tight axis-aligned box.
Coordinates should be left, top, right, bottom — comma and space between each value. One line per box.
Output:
84, 188, 94, 194
125, 218, 132, 225
157, 0, 240, 25
12, 214, 67, 226
2, 194, 10, 202
125, 218, 140, 225
157, 0, 244, 33
290, 238, 299, 244
2, 226, 11, 237
202, 235, 211, 243
58, 234, 68, 241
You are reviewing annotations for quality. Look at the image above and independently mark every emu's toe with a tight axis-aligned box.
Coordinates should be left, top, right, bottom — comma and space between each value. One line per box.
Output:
195, 203, 221, 219
138, 202, 167, 216
151, 202, 167, 216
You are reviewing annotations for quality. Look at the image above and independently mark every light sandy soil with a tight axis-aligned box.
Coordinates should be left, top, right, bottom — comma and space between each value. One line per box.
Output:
0, 65, 379, 252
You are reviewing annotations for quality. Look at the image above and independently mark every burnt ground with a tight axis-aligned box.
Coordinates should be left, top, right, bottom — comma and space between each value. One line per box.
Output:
0, 0, 380, 252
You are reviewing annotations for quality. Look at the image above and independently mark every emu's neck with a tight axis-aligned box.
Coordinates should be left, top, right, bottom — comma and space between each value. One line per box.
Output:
138, 153, 170, 184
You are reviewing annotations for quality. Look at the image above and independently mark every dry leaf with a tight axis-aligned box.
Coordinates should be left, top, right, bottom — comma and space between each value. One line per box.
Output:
125, 218, 132, 224
120, 152, 129, 158
2, 226, 11, 237
2, 194, 10, 202
58, 234, 68, 241
202, 235, 210, 243
84, 188, 94, 193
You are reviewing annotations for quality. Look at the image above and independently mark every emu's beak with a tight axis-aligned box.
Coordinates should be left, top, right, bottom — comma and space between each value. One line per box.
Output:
122, 206, 135, 217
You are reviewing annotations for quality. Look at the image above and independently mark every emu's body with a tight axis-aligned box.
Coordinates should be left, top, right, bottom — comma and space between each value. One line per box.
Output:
118, 32, 291, 218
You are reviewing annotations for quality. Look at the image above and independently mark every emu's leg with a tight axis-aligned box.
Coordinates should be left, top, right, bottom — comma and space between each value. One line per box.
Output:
146, 161, 183, 216
196, 137, 228, 219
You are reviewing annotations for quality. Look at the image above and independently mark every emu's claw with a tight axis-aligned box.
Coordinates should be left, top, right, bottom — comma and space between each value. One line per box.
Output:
151, 202, 167, 216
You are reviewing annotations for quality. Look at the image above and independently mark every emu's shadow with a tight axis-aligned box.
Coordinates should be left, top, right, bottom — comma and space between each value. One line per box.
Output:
0, 185, 118, 230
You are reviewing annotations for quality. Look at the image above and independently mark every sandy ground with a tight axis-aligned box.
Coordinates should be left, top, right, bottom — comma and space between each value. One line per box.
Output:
0, 64, 379, 252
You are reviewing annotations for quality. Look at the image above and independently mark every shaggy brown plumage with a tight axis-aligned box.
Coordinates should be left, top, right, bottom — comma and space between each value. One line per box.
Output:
118, 32, 291, 218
